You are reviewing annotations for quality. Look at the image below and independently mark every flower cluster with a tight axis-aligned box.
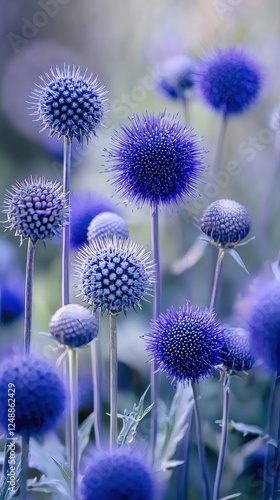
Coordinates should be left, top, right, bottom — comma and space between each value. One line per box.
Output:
221, 326, 254, 371
87, 211, 129, 242
157, 55, 197, 100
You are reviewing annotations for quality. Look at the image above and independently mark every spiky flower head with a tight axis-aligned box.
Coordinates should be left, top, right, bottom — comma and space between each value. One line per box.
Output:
247, 282, 280, 372
30, 65, 106, 143
71, 192, 120, 249
200, 199, 251, 248
80, 448, 155, 500
221, 326, 254, 371
146, 303, 224, 383
197, 47, 262, 115
3, 176, 69, 245
105, 111, 205, 207
75, 237, 154, 315
0, 355, 65, 437
87, 211, 129, 243
157, 55, 197, 100
49, 303, 99, 348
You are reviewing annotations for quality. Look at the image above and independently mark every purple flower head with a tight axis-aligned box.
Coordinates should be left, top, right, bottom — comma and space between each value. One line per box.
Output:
197, 47, 262, 115
30, 65, 107, 143
105, 111, 205, 208
0, 355, 65, 437
1, 271, 24, 324
247, 282, 280, 372
221, 326, 254, 371
157, 55, 197, 101
200, 199, 251, 248
75, 237, 155, 315
3, 176, 69, 245
80, 448, 156, 500
87, 211, 129, 243
146, 303, 224, 383
49, 304, 99, 348
70, 192, 120, 249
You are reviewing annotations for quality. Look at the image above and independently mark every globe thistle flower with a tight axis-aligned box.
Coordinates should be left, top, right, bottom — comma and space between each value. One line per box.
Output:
196, 47, 262, 116
3, 176, 69, 245
0, 355, 65, 437
1, 271, 24, 324
80, 448, 155, 500
105, 111, 205, 208
247, 282, 280, 372
49, 303, 99, 348
146, 303, 224, 383
75, 237, 154, 315
200, 199, 251, 248
157, 55, 197, 101
30, 65, 106, 143
221, 326, 254, 371
87, 211, 129, 243
71, 192, 120, 249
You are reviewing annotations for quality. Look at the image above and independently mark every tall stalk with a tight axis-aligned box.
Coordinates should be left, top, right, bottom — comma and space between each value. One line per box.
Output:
24, 240, 36, 354
211, 114, 228, 176
192, 383, 210, 500
62, 136, 72, 306
213, 373, 231, 500
209, 248, 225, 311
69, 348, 79, 499
109, 314, 118, 449
91, 329, 103, 450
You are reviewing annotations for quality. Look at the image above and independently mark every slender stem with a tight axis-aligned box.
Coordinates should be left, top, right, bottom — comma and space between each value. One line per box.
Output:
109, 314, 118, 449
24, 240, 35, 354
62, 136, 72, 306
182, 96, 190, 125
150, 204, 161, 463
177, 406, 194, 500
20, 434, 29, 500
262, 373, 277, 500
272, 375, 280, 499
268, 373, 280, 500
91, 334, 103, 450
192, 382, 210, 500
210, 248, 225, 311
63, 356, 71, 465
211, 114, 228, 177
68, 348, 78, 499
213, 374, 231, 500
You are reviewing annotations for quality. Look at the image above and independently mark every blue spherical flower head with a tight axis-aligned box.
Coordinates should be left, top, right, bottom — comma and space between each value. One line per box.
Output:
80, 448, 155, 500
49, 304, 99, 348
197, 47, 262, 115
30, 65, 107, 143
71, 192, 120, 249
105, 111, 205, 207
248, 282, 280, 372
200, 199, 251, 248
1, 272, 24, 324
221, 326, 254, 371
3, 176, 69, 245
0, 355, 65, 437
75, 237, 154, 315
87, 211, 129, 243
146, 303, 223, 383
157, 55, 197, 100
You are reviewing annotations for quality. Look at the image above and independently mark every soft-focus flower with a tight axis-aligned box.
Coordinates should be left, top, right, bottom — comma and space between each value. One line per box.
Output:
75, 237, 154, 315
270, 104, 280, 132
49, 303, 99, 348
1, 271, 25, 324
30, 65, 106, 143
157, 55, 197, 101
221, 326, 254, 371
247, 282, 280, 372
200, 199, 251, 248
80, 448, 155, 500
105, 111, 205, 207
0, 355, 65, 437
196, 47, 262, 115
87, 211, 129, 243
71, 192, 120, 249
146, 303, 224, 383
3, 176, 69, 245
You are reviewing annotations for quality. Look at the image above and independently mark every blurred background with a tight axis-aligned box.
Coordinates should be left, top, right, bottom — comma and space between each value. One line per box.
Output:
1, 0, 280, 498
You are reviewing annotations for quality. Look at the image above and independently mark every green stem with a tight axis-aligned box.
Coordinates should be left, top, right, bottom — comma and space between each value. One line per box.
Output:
91, 333, 103, 449
62, 136, 72, 306
262, 373, 277, 500
109, 314, 118, 449
69, 348, 78, 499
210, 248, 225, 311
213, 373, 231, 500
192, 382, 210, 500
182, 96, 190, 125
24, 240, 35, 354
20, 434, 29, 500
150, 204, 161, 464
211, 114, 228, 176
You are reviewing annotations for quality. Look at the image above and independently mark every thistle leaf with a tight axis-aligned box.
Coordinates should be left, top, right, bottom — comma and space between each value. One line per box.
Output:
117, 385, 152, 447
227, 249, 249, 274
78, 412, 94, 461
